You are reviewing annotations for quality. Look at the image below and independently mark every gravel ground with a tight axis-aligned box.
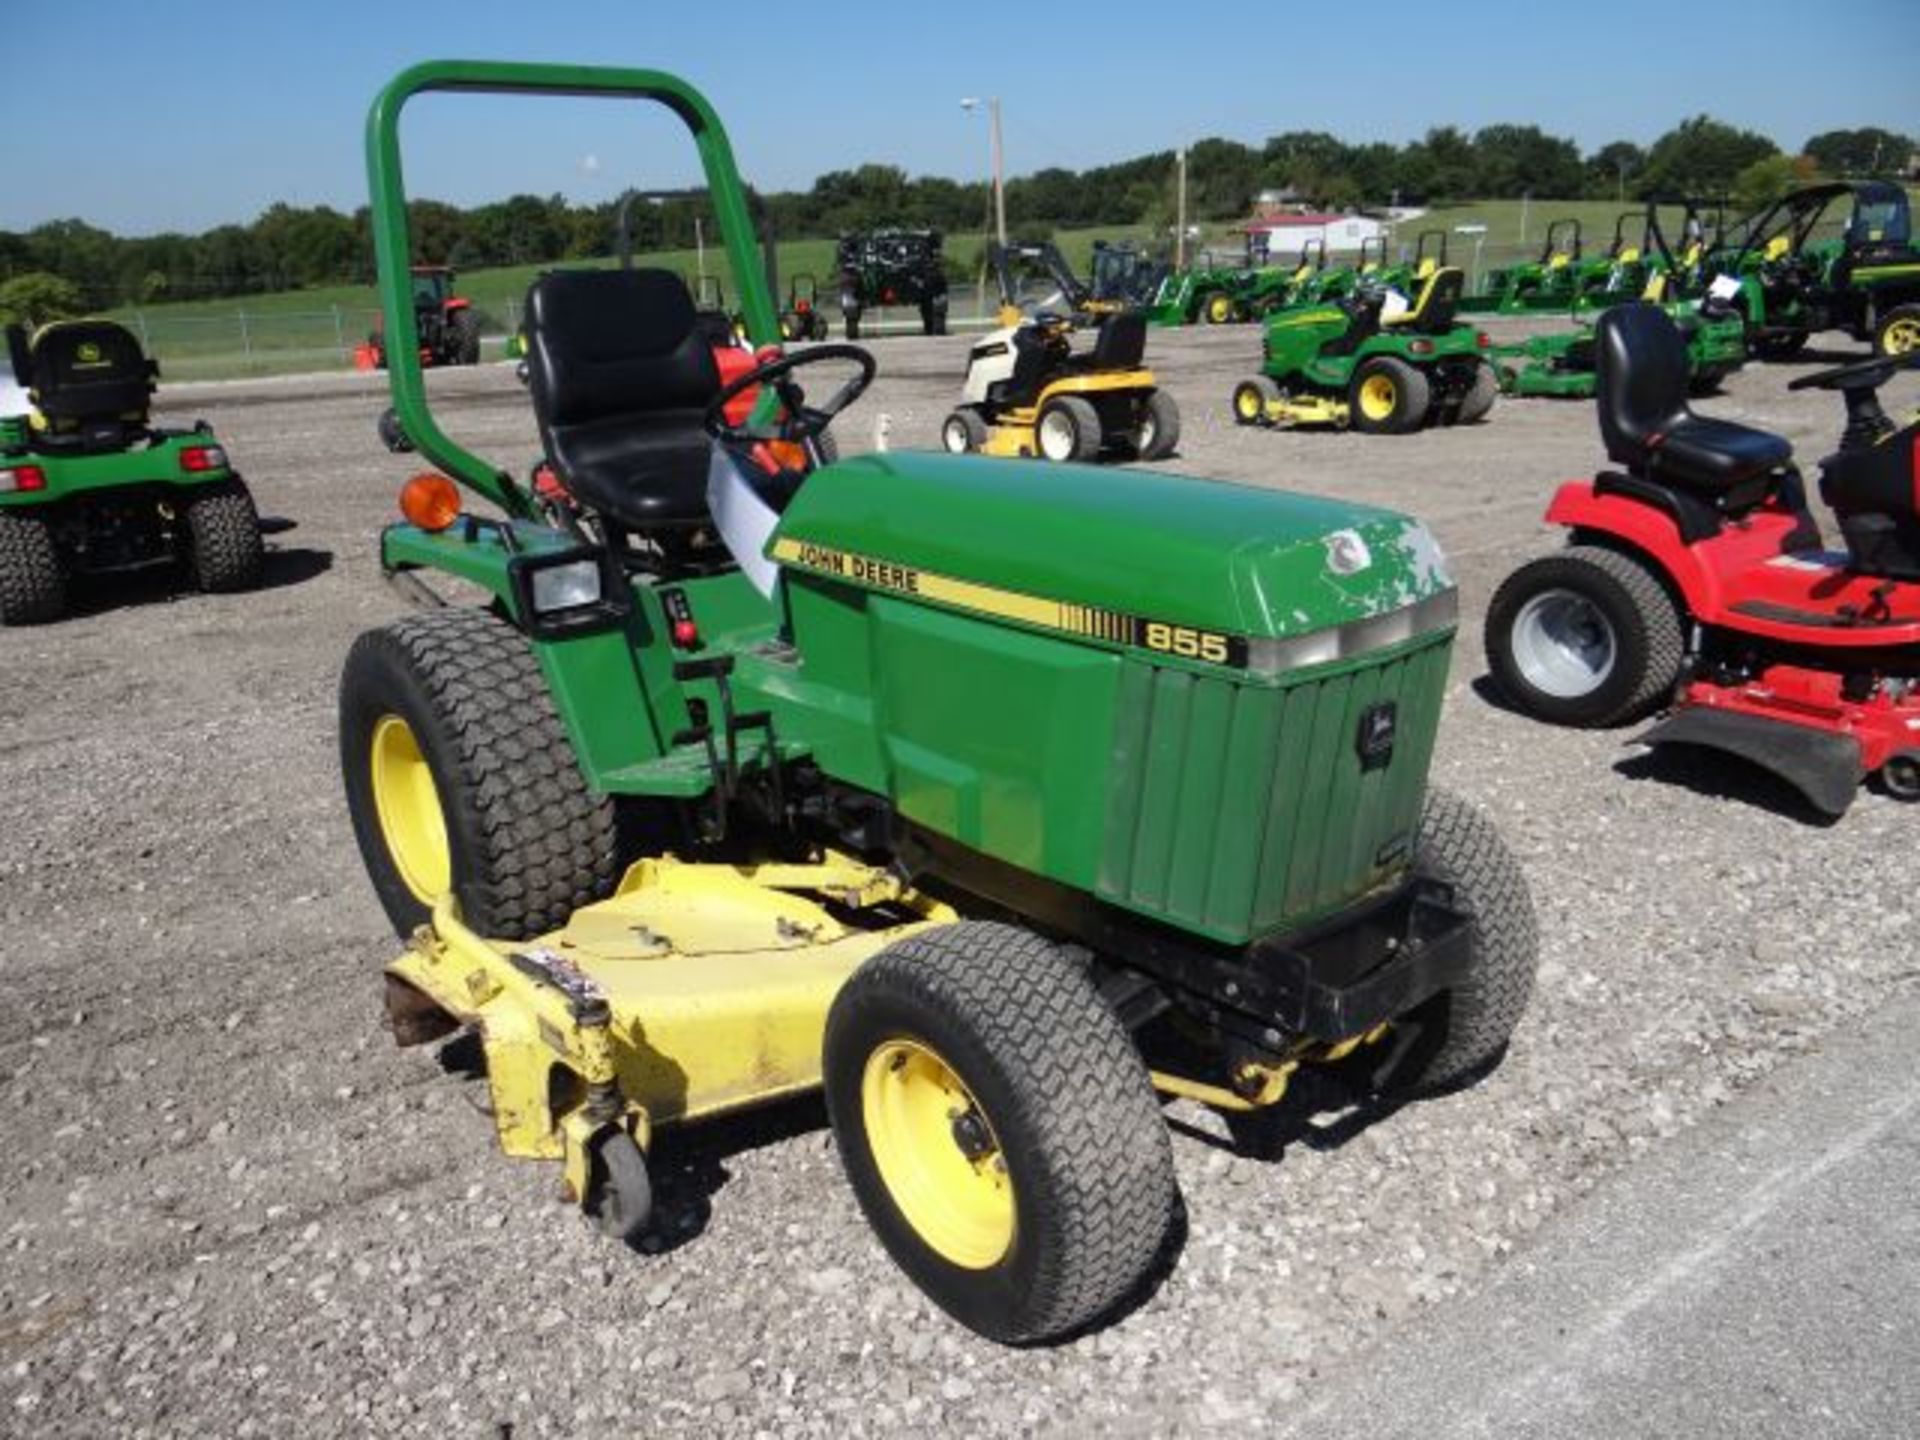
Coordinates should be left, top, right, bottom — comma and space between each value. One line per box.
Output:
2, 321, 1916, 1437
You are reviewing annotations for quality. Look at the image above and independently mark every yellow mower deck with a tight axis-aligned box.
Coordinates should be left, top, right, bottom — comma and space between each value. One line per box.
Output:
385, 853, 954, 1206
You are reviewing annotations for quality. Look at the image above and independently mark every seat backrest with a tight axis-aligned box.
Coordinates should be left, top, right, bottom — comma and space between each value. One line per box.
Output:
525, 268, 720, 443
1089, 311, 1147, 370
1595, 304, 1691, 469
1386, 267, 1465, 332
26, 320, 154, 425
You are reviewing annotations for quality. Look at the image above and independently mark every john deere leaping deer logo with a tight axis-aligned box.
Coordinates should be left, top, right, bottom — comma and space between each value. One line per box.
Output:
74, 341, 107, 369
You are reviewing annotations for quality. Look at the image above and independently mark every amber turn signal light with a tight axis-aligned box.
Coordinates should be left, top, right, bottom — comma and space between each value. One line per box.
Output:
399, 472, 462, 531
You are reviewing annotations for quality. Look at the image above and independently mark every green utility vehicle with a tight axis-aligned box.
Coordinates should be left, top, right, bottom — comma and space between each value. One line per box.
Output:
1232, 266, 1499, 432
342, 60, 1535, 1346
1, 320, 263, 623
1703, 180, 1920, 358
1462, 218, 1585, 314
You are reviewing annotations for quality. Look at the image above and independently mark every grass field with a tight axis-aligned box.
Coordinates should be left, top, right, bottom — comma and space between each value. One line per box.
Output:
111, 226, 1166, 380
108, 190, 1913, 381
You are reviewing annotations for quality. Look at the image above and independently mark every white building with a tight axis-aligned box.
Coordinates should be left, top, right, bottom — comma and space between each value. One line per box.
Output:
1244, 212, 1385, 261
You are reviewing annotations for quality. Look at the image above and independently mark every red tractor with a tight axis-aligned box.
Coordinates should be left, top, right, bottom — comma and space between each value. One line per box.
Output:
1485, 303, 1920, 816
356, 265, 481, 370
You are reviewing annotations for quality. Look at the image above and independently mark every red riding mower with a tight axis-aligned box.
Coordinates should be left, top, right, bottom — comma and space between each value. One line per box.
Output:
1485, 303, 1920, 816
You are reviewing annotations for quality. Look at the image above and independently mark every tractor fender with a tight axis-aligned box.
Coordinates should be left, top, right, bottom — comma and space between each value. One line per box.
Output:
379, 521, 684, 785
1542, 480, 1722, 618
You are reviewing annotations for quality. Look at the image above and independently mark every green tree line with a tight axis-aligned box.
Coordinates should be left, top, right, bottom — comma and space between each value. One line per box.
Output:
0, 119, 1908, 322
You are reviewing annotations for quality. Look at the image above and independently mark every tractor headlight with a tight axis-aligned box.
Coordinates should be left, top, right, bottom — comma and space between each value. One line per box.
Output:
529, 559, 603, 614
506, 546, 629, 640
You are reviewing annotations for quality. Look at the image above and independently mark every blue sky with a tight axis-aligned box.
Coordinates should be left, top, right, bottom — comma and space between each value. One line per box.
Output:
8, 0, 1916, 234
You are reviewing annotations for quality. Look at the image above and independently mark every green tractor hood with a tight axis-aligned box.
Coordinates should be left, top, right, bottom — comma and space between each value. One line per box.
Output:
768, 454, 1455, 667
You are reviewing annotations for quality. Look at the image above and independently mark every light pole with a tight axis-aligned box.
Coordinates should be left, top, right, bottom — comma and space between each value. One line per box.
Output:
960, 97, 1007, 250
1175, 148, 1188, 271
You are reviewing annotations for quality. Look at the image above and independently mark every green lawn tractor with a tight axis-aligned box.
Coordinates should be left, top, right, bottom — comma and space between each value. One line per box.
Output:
1143, 249, 1254, 326
1494, 206, 1749, 400
342, 60, 1536, 1346
1571, 211, 1658, 311
1232, 266, 1499, 432
355, 265, 481, 370
1462, 219, 1585, 314
1, 319, 263, 623
778, 273, 830, 342
1703, 180, 1920, 358
942, 241, 1179, 460
836, 228, 949, 338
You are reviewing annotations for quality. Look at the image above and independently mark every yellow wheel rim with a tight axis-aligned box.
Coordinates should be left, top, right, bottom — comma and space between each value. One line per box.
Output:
369, 714, 451, 903
1883, 317, 1920, 356
1235, 385, 1263, 420
1208, 295, 1232, 323
1358, 373, 1398, 421
861, 1038, 1015, 1269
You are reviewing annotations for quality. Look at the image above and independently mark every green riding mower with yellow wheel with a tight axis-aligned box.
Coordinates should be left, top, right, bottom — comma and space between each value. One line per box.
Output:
341, 60, 1537, 1345
1232, 265, 1499, 432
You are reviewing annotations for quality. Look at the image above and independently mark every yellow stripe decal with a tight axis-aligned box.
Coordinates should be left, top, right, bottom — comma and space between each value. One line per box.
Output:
769, 537, 1245, 668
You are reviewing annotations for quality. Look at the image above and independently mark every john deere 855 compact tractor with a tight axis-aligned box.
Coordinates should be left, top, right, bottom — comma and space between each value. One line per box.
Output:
341, 61, 1536, 1344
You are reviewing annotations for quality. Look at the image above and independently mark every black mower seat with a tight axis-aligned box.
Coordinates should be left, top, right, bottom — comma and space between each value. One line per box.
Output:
1597, 304, 1791, 496
1078, 311, 1147, 372
8, 319, 156, 453
524, 268, 721, 532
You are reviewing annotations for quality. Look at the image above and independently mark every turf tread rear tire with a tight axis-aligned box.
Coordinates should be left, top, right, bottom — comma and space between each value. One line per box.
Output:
1381, 789, 1538, 1095
0, 509, 66, 625
1352, 356, 1430, 434
1456, 361, 1498, 423
339, 608, 619, 940
1485, 544, 1683, 728
825, 923, 1177, 1344
182, 480, 264, 593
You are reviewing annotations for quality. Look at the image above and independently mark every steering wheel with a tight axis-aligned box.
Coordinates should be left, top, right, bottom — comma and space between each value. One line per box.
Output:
1787, 348, 1920, 392
703, 343, 876, 444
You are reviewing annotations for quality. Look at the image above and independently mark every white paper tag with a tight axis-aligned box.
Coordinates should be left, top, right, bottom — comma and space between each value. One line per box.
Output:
1707, 274, 1741, 302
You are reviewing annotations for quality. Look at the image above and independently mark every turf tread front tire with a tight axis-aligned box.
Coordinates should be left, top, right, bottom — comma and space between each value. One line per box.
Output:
182, 480, 264, 593
1484, 544, 1683, 727
1380, 790, 1538, 1095
825, 923, 1177, 1344
339, 608, 619, 939
1135, 390, 1180, 460
1037, 395, 1102, 462
0, 509, 66, 624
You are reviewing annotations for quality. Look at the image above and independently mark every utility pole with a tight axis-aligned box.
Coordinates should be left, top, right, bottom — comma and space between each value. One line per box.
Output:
989, 98, 1007, 249
1175, 148, 1188, 271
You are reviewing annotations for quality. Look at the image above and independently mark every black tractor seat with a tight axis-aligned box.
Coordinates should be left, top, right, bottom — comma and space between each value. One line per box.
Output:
523, 268, 721, 533
6, 319, 157, 454
1065, 311, 1147, 374
1596, 304, 1793, 507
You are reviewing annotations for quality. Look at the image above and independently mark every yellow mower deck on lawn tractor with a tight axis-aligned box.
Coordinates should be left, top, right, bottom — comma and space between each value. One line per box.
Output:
384, 854, 955, 1237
